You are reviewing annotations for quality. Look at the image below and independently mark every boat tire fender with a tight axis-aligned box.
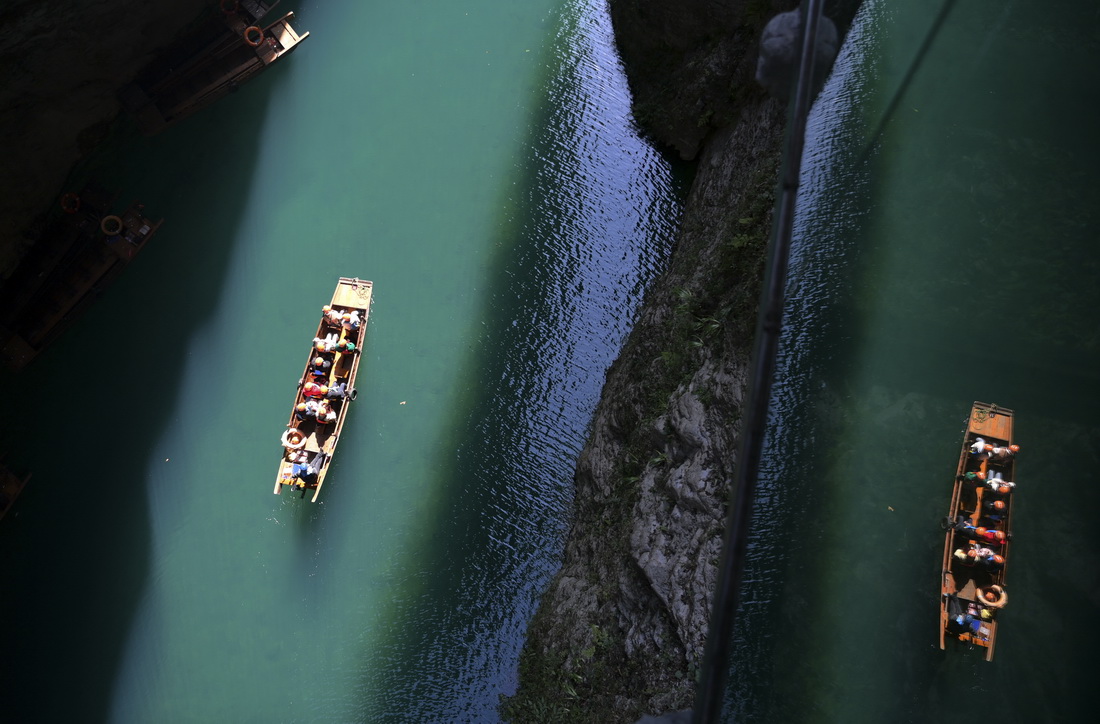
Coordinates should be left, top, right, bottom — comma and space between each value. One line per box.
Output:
349, 388, 358, 401
281, 428, 305, 450
60, 192, 81, 214
939, 516, 954, 531
244, 26, 264, 47
100, 215, 123, 236
979, 585, 1007, 609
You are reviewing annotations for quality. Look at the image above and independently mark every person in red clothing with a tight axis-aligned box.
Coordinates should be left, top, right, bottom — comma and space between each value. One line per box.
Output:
973, 527, 1009, 545
303, 381, 328, 398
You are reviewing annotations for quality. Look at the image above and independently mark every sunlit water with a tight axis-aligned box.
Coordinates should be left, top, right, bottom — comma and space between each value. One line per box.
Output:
0, 1, 684, 722
725, 0, 1100, 721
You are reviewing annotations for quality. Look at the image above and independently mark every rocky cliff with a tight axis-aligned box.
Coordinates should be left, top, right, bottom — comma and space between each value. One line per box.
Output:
0, 0, 211, 277
505, 1, 855, 721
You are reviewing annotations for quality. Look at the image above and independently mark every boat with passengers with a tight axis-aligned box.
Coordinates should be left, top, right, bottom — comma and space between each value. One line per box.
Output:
939, 401, 1017, 660
274, 278, 372, 501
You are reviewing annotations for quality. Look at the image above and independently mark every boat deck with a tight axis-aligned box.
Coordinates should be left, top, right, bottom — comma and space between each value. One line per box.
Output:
939, 401, 1015, 661
274, 278, 372, 501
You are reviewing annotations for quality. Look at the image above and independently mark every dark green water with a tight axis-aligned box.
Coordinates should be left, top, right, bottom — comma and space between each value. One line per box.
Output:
4, 1, 1097, 722
0, 2, 684, 721
725, 1, 1100, 721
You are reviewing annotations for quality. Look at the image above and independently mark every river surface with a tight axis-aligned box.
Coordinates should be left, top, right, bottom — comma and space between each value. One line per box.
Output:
724, 1, 1100, 722
2, 1, 1097, 723
0, 1, 684, 722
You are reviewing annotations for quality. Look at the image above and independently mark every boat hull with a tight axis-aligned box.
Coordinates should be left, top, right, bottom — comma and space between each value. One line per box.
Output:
274, 278, 372, 502
938, 401, 1016, 660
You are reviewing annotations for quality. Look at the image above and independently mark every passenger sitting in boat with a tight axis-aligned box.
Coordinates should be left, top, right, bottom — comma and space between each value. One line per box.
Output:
966, 601, 995, 622
316, 400, 337, 423
311, 356, 332, 376
314, 332, 338, 353
291, 451, 326, 486
958, 470, 985, 484
978, 551, 1005, 571
325, 381, 349, 400
335, 339, 357, 354
982, 498, 1008, 521
972, 527, 1008, 545
951, 515, 978, 535
286, 448, 310, 464
303, 381, 328, 398
989, 444, 1020, 462
322, 305, 344, 326
952, 612, 984, 635
295, 400, 319, 421
969, 437, 989, 458
984, 476, 1015, 497
953, 548, 978, 566
951, 518, 1007, 544
341, 310, 361, 331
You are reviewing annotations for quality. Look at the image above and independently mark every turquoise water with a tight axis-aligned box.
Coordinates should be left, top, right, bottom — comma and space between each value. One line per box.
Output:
6, 1, 1096, 722
725, 1, 1100, 721
0, 2, 684, 721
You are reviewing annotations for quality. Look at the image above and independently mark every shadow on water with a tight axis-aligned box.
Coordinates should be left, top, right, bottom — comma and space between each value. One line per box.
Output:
0, 70, 280, 721
349, 8, 688, 721
726, 0, 1100, 720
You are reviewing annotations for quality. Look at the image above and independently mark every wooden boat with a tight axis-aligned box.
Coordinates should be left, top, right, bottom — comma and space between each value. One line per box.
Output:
939, 401, 1017, 660
0, 459, 32, 523
120, 4, 309, 135
274, 278, 372, 502
0, 187, 163, 371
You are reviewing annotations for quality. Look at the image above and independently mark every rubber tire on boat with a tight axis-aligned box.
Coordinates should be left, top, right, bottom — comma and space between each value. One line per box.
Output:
100, 215, 123, 236
244, 26, 264, 47
349, 388, 358, 401
60, 192, 80, 214
281, 428, 305, 450
978, 585, 1007, 609
940, 516, 954, 530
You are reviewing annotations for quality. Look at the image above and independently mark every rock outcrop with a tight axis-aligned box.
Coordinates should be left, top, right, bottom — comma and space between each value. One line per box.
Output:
506, 1, 859, 721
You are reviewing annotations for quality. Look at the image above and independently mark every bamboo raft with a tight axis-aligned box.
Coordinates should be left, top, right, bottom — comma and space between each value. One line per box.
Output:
938, 401, 1017, 660
274, 278, 372, 502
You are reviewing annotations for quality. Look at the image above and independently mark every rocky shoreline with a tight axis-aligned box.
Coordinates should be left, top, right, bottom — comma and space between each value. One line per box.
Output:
505, 1, 858, 721
3, 2, 848, 721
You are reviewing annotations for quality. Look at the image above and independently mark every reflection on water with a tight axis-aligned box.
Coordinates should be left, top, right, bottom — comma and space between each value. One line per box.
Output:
724, 0, 1100, 721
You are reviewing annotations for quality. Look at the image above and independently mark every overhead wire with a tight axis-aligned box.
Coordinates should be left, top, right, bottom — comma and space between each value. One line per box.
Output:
692, 0, 960, 721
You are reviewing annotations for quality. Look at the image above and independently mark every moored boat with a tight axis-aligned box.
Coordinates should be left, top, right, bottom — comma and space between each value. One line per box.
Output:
274, 277, 372, 502
120, 5, 309, 135
0, 189, 163, 371
939, 401, 1017, 660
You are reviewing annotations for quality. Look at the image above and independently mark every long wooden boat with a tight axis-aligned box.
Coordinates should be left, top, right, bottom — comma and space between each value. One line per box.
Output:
121, 4, 309, 135
939, 401, 1017, 660
0, 188, 163, 371
274, 278, 372, 502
